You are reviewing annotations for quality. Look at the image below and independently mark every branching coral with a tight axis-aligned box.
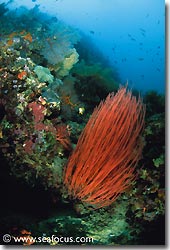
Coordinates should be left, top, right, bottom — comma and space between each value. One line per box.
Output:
40, 22, 80, 66
64, 86, 145, 208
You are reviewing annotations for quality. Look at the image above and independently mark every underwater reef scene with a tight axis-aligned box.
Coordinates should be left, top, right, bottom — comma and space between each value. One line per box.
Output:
0, 2, 165, 246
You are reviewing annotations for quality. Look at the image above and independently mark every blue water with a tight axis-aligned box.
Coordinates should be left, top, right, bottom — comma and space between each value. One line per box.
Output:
3, 0, 165, 93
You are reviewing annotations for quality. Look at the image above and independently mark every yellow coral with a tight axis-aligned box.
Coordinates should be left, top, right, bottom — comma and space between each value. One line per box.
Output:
58, 48, 79, 77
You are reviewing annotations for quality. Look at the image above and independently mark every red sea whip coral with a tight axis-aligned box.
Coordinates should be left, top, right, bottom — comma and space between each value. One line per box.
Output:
64, 87, 146, 208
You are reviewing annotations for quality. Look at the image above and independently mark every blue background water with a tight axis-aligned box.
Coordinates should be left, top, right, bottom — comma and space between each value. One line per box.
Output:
3, 0, 165, 93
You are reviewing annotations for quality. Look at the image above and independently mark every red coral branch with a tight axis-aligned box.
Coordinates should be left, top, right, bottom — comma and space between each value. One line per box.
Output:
64, 86, 146, 208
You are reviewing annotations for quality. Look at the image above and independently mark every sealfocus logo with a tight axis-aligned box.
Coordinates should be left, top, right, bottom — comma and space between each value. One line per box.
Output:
3, 234, 11, 243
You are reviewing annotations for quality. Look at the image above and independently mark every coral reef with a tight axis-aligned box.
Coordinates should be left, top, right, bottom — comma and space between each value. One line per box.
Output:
0, 15, 74, 190
0, 3, 165, 246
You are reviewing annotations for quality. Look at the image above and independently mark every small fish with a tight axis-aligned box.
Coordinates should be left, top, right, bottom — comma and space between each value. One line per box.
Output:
140, 74, 144, 78
90, 30, 95, 34
32, 0, 36, 2
146, 13, 149, 18
157, 46, 160, 49
140, 28, 146, 33
156, 68, 160, 72
128, 34, 131, 37
51, 17, 58, 22
121, 58, 127, 62
139, 42, 143, 45
131, 38, 136, 41
7, 0, 14, 4
138, 58, 144, 61
157, 20, 160, 24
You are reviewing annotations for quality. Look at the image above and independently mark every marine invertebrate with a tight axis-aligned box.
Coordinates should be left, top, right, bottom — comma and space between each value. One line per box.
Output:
58, 48, 79, 77
64, 86, 145, 208
28, 101, 46, 123
62, 95, 77, 109
34, 65, 54, 84
40, 21, 80, 65
56, 124, 72, 151
18, 71, 27, 80
23, 139, 34, 154
23, 32, 32, 43
41, 79, 62, 108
